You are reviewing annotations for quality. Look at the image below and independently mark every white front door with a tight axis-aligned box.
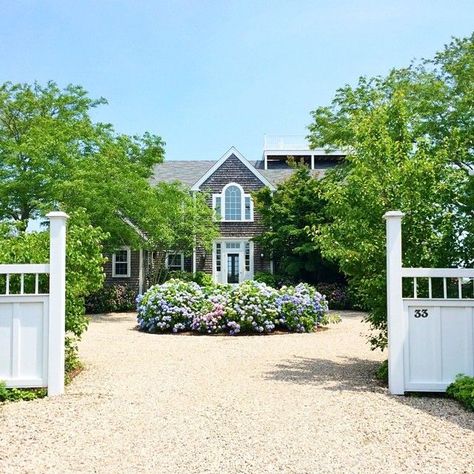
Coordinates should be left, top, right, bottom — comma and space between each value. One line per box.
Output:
213, 240, 253, 284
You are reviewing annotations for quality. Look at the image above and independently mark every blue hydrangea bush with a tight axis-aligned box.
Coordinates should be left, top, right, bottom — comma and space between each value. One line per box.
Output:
276, 283, 329, 332
225, 280, 279, 334
137, 279, 206, 333
137, 279, 331, 335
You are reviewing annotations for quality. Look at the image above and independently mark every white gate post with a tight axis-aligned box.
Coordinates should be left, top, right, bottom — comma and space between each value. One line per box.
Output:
46, 211, 69, 396
384, 211, 405, 395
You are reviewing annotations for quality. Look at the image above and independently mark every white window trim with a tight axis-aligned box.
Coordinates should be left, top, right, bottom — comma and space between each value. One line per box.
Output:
165, 251, 185, 271
112, 246, 131, 278
212, 182, 254, 222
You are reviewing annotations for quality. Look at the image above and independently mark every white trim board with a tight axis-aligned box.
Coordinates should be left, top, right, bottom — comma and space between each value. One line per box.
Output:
191, 146, 276, 191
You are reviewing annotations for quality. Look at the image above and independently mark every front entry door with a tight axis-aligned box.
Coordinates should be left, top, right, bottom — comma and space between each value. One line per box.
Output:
226, 253, 240, 284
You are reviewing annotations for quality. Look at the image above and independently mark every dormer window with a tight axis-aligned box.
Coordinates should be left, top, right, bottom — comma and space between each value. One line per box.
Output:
225, 185, 242, 220
213, 183, 253, 222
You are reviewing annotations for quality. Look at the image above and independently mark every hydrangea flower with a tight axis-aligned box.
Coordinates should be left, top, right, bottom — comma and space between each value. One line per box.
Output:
137, 279, 329, 335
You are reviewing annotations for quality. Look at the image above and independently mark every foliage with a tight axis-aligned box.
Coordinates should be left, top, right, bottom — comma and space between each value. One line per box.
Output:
254, 271, 279, 288
64, 338, 84, 385
253, 166, 343, 284
314, 282, 353, 310
0, 81, 218, 258
85, 284, 137, 314
137, 279, 331, 335
161, 270, 214, 287
376, 360, 389, 385
446, 375, 474, 411
148, 183, 219, 257
0, 81, 163, 244
192, 271, 214, 287
307, 34, 474, 350
0, 380, 47, 403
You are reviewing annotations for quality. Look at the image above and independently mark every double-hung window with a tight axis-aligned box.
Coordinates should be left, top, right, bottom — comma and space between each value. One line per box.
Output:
112, 247, 131, 278
165, 252, 184, 271
212, 183, 253, 222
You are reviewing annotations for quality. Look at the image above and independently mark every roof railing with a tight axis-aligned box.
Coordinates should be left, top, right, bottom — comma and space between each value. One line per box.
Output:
263, 135, 309, 151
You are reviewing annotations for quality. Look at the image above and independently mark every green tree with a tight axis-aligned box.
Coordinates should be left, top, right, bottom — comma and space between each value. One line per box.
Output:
144, 182, 219, 283
307, 34, 473, 350
0, 81, 218, 256
0, 81, 165, 248
254, 165, 342, 283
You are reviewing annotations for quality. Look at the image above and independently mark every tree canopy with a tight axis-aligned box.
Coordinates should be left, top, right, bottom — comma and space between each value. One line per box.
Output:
307, 34, 474, 349
253, 165, 342, 284
0, 81, 217, 254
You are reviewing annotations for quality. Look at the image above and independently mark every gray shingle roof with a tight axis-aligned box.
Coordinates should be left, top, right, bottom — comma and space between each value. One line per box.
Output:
150, 161, 216, 187
151, 159, 334, 188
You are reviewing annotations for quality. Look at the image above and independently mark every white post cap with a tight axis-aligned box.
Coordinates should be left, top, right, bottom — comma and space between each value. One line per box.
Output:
383, 211, 405, 219
46, 211, 70, 219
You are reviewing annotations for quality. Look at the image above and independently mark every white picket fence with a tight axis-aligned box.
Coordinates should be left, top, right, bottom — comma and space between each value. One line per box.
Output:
0, 212, 68, 396
385, 211, 474, 394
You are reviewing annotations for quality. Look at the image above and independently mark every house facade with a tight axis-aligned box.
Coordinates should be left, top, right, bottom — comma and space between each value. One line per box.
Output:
104, 137, 344, 293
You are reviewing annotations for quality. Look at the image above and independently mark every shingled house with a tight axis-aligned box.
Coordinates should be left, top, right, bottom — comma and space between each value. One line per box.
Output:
104, 137, 344, 293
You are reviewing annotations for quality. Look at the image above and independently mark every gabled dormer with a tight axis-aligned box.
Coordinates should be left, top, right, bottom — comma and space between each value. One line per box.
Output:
191, 146, 275, 192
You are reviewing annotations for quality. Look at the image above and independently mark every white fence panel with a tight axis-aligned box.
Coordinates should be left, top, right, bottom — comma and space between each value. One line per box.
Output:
384, 211, 474, 394
0, 296, 49, 387
0, 212, 68, 396
404, 301, 474, 392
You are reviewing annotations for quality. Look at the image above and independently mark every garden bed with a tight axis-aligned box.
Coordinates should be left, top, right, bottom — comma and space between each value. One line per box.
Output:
137, 279, 338, 336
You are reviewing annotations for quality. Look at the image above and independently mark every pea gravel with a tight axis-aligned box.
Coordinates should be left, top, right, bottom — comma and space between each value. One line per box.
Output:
1, 311, 473, 474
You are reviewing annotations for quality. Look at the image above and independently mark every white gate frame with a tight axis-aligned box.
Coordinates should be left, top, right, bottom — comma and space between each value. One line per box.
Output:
0, 212, 68, 396
384, 211, 474, 394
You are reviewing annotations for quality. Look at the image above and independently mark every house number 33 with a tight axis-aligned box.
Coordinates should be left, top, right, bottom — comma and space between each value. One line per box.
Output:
414, 309, 429, 318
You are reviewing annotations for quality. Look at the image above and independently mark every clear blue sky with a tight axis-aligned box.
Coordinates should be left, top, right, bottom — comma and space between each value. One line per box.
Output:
1, 1, 473, 161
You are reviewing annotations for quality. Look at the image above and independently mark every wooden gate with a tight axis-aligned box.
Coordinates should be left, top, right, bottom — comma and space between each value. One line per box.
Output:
384, 211, 474, 394
0, 212, 68, 396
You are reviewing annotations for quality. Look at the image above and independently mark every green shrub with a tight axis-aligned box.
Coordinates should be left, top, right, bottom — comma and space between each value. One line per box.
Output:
164, 270, 193, 282
254, 271, 278, 288
192, 271, 213, 287
447, 374, 474, 411
315, 282, 353, 310
165, 270, 213, 287
85, 284, 136, 314
376, 360, 389, 385
0, 380, 46, 403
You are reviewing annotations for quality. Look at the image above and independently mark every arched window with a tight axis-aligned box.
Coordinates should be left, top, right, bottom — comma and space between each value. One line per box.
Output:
212, 183, 253, 222
224, 185, 242, 220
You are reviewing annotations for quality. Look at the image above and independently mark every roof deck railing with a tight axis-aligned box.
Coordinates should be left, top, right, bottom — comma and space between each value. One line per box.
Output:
263, 135, 310, 151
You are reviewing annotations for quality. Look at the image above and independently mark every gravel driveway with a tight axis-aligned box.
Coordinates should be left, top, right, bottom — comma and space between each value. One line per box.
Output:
1, 312, 473, 473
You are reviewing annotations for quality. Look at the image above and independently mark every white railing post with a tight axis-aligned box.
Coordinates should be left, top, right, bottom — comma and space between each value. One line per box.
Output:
46, 211, 69, 396
384, 211, 405, 395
